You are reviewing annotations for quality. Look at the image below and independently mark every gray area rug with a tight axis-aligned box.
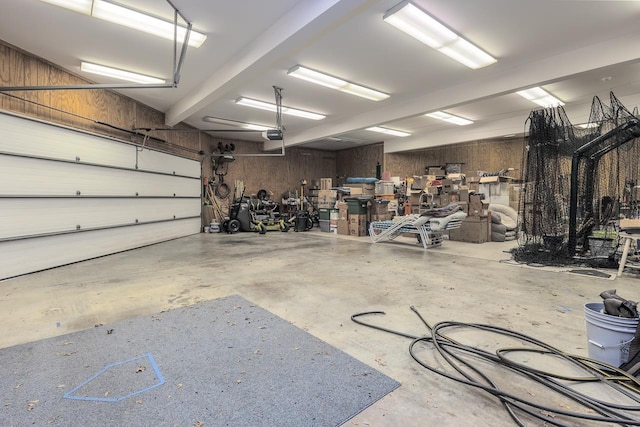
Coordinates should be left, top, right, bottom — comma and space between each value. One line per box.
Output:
0, 294, 399, 426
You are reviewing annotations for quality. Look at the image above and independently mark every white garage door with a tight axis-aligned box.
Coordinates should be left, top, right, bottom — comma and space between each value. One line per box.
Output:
0, 112, 202, 280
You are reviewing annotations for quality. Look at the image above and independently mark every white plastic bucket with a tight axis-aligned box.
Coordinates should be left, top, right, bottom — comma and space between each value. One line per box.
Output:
584, 302, 639, 367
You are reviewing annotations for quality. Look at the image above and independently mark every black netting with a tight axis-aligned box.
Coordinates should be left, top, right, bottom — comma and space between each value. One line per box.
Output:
514, 92, 640, 266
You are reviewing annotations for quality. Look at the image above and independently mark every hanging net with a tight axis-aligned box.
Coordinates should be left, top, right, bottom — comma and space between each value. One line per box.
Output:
513, 91, 640, 266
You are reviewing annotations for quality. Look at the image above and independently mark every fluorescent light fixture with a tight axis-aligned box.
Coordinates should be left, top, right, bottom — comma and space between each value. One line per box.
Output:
516, 87, 565, 107
425, 111, 473, 126
235, 97, 325, 120
40, 0, 92, 13
366, 126, 411, 137
40, 0, 207, 48
287, 65, 389, 101
202, 116, 272, 131
80, 61, 165, 84
383, 1, 496, 69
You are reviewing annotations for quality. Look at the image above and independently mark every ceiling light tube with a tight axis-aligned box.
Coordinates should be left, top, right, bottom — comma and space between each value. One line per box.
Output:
40, 0, 92, 14
235, 97, 325, 120
516, 87, 565, 107
202, 116, 272, 131
383, 1, 496, 69
366, 126, 411, 137
40, 0, 207, 48
425, 111, 473, 126
81, 61, 166, 84
287, 65, 389, 101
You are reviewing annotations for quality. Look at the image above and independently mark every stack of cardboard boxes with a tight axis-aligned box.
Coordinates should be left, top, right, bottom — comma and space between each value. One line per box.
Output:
409, 168, 469, 213
448, 194, 489, 244
406, 167, 490, 244
336, 199, 368, 237
317, 178, 337, 209
333, 180, 395, 237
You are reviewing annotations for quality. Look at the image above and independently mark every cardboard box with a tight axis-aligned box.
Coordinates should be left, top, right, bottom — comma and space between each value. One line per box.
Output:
337, 201, 348, 215
320, 178, 333, 190
479, 175, 511, 184
318, 189, 337, 208
346, 183, 375, 195
337, 219, 349, 235
468, 194, 483, 217
349, 214, 367, 225
458, 189, 470, 203
620, 219, 640, 230
318, 189, 337, 198
317, 200, 336, 209
448, 216, 488, 243
349, 214, 367, 236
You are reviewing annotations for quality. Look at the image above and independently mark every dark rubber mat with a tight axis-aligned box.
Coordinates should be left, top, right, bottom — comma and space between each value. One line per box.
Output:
0, 294, 399, 426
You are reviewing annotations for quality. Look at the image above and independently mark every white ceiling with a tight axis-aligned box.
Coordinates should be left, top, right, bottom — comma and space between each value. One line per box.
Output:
2, 0, 640, 152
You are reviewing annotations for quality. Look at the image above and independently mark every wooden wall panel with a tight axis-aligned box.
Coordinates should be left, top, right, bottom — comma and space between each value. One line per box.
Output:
23, 56, 39, 117
8, 48, 25, 113
336, 143, 383, 183
203, 138, 336, 202
0, 44, 9, 111
384, 137, 525, 180
36, 60, 51, 120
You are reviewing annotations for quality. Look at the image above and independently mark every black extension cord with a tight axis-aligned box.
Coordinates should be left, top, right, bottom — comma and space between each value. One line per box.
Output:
351, 308, 640, 426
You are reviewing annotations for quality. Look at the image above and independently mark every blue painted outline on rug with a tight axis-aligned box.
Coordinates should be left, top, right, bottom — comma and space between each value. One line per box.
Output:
63, 353, 165, 402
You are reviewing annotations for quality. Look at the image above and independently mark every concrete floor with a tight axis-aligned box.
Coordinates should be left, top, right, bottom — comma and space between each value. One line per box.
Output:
1, 230, 639, 426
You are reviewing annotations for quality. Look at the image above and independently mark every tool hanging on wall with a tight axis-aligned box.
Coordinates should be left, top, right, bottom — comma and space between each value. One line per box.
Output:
211, 142, 235, 199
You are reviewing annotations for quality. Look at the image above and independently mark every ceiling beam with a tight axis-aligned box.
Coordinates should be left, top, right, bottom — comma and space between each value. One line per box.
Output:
164, 0, 369, 127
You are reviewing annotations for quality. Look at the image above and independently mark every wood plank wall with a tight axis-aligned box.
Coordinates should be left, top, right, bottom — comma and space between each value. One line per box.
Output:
0, 40, 336, 209
336, 143, 384, 184
383, 137, 525, 180
203, 139, 337, 201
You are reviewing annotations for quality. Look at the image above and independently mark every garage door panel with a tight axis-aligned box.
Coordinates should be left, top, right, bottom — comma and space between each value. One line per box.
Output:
0, 113, 137, 169
0, 156, 200, 196
137, 148, 200, 177
0, 198, 201, 239
0, 219, 200, 279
